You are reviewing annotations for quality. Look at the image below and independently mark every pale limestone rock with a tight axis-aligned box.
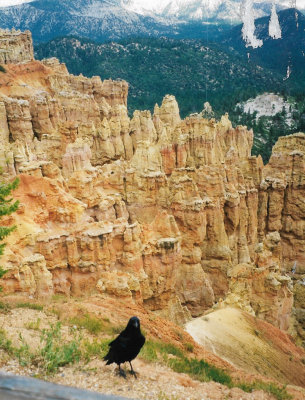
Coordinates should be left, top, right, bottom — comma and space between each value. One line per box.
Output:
0, 29, 34, 64
0, 32, 303, 331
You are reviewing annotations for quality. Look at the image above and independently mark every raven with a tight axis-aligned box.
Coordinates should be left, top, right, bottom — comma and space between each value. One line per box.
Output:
104, 316, 145, 378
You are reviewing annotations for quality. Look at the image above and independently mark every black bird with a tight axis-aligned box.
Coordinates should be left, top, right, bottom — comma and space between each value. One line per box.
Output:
104, 316, 145, 378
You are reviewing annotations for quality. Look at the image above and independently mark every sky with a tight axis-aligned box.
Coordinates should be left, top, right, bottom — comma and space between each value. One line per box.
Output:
1, 0, 305, 7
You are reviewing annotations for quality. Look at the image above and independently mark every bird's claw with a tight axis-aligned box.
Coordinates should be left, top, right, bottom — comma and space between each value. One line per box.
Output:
118, 368, 127, 379
129, 370, 138, 379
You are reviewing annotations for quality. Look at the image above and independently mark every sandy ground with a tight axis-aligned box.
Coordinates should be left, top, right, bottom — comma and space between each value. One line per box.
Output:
185, 307, 305, 388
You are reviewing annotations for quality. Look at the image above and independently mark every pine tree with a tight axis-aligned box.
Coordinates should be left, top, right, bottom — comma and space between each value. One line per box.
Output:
0, 177, 19, 282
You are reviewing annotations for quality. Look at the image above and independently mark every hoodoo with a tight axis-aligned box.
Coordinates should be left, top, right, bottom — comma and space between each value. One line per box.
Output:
0, 29, 303, 349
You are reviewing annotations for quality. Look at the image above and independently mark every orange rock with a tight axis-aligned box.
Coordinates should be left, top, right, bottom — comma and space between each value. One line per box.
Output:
0, 30, 303, 343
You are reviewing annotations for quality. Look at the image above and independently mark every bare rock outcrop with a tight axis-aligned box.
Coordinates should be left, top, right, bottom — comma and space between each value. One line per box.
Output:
0, 30, 302, 341
0, 29, 34, 64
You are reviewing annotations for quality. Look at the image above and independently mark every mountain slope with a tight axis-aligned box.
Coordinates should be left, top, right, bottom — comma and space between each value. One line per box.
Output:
122, 0, 292, 23
0, 0, 301, 43
0, 0, 173, 43
223, 8, 305, 86
35, 36, 284, 117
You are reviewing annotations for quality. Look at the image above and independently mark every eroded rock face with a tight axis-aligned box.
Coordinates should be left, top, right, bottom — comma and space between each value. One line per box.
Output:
0, 32, 302, 337
0, 29, 34, 64
258, 133, 305, 344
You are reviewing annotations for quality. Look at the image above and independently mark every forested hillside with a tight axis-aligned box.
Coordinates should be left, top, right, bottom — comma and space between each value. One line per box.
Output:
35, 36, 284, 119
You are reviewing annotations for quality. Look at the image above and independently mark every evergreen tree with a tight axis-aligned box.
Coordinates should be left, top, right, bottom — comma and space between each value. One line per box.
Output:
0, 177, 19, 282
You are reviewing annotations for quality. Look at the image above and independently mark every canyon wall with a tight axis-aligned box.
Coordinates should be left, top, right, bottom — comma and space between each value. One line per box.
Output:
0, 30, 303, 344
0, 29, 34, 64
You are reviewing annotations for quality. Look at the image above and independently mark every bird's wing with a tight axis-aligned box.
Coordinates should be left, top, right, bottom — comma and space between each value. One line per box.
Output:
109, 331, 131, 349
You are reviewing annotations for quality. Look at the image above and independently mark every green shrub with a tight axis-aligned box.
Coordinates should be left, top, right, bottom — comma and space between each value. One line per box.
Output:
14, 333, 33, 366
0, 329, 13, 353
0, 65, 6, 73
39, 322, 81, 374
0, 329, 33, 366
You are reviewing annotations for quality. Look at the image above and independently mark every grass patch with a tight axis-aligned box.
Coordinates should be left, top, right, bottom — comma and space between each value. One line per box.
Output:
70, 313, 103, 335
70, 312, 124, 336
52, 294, 68, 302
139, 340, 290, 400
139, 340, 158, 362
16, 303, 43, 311
139, 340, 184, 363
236, 382, 292, 400
109, 325, 125, 335
169, 357, 232, 385
82, 338, 111, 362
0, 301, 11, 313
157, 392, 179, 400
183, 342, 194, 352
25, 318, 41, 331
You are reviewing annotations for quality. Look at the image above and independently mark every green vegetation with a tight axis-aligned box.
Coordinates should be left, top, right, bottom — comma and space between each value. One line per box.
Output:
0, 300, 10, 313
169, 357, 232, 386
82, 338, 111, 362
237, 381, 292, 400
157, 392, 179, 400
0, 324, 292, 398
70, 312, 123, 336
0, 176, 19, 290
35, 36, 284, 119
39, 322, 82, 373
35, 36, 305, 163
183, 342, 194, 352
70, 313, 103, 335
0, 329, 13, 353
139, 339, 291, 400
16, 303, 44, 311
25, 318, 41, 331
231, 95, 305, 163
0, 177, 19, 258
139, 340, 230, 385
0, 65, 6, 73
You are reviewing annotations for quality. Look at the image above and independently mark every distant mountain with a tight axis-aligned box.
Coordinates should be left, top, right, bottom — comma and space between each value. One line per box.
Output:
122, 0, 277, 23
0, 0, 174, 43
223, 8, 305, 87
35, 36, 285, 117
0, 0, 300, 43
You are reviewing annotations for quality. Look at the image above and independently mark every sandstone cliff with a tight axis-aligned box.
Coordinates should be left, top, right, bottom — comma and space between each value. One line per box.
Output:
0, 30, 303, 346
0, 28, 33, 64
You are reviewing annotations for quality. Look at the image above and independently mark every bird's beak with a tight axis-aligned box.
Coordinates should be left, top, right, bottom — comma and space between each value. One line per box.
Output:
133, 321, 139, 328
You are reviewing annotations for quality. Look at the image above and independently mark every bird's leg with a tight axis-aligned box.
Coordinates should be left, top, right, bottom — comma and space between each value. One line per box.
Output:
118, 364, 126, 379
129, 361, 137, 379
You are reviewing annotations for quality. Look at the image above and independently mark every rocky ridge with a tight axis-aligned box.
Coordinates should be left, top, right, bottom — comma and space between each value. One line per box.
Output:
0, 30, 304, 348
